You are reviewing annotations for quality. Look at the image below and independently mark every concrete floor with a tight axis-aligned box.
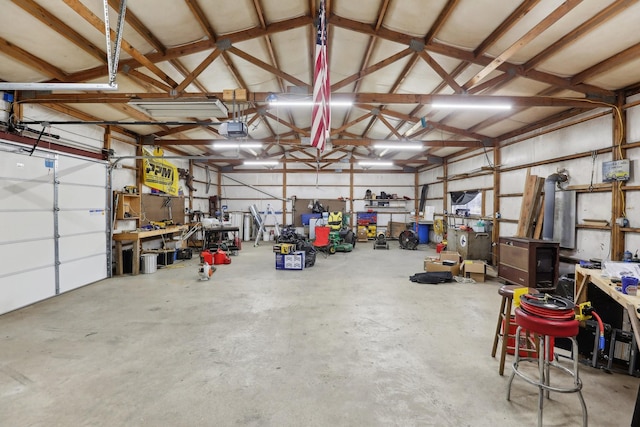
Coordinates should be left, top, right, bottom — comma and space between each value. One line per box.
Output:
1, 242, 638, 426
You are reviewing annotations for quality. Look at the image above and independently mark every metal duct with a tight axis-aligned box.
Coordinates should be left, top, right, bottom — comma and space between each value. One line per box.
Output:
542, 173, 568, 241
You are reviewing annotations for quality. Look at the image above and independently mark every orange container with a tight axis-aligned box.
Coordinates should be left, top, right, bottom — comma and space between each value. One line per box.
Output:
436, 243, 446, 253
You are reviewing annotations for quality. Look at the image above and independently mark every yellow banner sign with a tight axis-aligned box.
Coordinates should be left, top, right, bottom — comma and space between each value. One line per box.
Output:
143, 149, 179, 196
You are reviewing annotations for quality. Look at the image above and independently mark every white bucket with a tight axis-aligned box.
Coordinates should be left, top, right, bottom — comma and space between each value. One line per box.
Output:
141, 253, 157, 274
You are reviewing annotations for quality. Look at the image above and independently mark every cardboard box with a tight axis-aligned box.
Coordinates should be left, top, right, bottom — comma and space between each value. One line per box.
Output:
275, 251, 305, 270
357, 226, 369, 242
385, 221, 408, 239
273, 243, 296, 254
424, 251, 461, 276
462, 260, 486, 282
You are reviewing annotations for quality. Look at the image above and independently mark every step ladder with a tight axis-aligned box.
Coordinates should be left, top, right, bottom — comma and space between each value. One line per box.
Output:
250, 204, 280, 246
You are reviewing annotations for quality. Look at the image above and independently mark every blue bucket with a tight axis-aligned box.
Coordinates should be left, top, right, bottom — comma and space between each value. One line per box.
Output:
621, 276, 638, 294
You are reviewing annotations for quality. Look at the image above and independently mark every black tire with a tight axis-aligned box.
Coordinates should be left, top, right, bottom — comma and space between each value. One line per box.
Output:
345, 230, 355, 247
373, 244, 376, 249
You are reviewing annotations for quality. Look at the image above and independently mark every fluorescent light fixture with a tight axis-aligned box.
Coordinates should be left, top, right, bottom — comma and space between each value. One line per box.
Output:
212, 142, 262, 149
243, 160, 278, 166
432, 103, 511, 110
0, 82, 118, 91
268, 100, 353, 107
358, 161, 393, 167
374, 144, 424, 150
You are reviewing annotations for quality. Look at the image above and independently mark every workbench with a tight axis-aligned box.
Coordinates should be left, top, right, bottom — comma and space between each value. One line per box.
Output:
574, 266, 640, 424
574, 266, 640, 340
112, 225, 187, 275
203, 226, 240, 252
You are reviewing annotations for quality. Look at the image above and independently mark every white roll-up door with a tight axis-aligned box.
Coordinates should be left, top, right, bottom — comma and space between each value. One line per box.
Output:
0, 142, 107, 315
57, 156, 107, 293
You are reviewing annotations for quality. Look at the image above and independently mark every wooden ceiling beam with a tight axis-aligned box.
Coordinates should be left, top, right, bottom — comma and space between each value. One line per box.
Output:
424, 0, 460, 44
108, 0, 164, 55
572, 41, 640, 85
62, 0, 178, 88
227, 46, 310, 89
19, 91, 602, 109
175, 49, 224, 93
263, 112, 310, 136
416, 51, 464, 93
332, 113, 374, 135
463, 0, 583, 90
123, 69, 173, 92
474, 0, 542, 57
185, 0, 250, 92
65, 15, 313, 84
0, 37, 68, 81
330, 14, 613, 97
331, 48, 414, 91
524, 0, 637, 71
13, 0, 107, 64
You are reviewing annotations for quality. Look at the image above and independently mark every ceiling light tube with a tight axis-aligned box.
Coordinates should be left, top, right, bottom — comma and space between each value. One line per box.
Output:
374, 144, 424, 150
213, 142, 262, 149
244, 160, 278, 166
268, 100, 353, 107
431, 103, 511, 110
0, 82, 118, 91
358, 161, 393, 167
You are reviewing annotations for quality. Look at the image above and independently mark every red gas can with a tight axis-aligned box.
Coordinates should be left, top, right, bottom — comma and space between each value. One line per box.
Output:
213, 249, 231, 265
200, 250, 214, 265
436, 243, 446, 253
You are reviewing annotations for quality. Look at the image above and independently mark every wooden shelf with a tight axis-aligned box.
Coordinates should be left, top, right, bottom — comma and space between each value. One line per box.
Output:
115, 192, 141, 221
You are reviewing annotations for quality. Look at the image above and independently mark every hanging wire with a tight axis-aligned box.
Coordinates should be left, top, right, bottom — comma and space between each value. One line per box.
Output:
589, 151, 597, 192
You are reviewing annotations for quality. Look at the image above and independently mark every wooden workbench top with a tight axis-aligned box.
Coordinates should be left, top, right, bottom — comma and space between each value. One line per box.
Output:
112, 225, 187, 241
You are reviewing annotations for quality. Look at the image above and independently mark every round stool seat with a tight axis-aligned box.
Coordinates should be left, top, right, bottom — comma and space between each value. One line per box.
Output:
515, 307, 579, 337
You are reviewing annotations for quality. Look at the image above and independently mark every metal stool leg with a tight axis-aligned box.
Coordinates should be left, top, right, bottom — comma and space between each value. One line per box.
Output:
506, 325, 522, 401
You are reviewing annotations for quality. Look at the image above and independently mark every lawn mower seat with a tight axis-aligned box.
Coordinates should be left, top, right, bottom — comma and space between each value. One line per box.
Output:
328, 211, 343, 231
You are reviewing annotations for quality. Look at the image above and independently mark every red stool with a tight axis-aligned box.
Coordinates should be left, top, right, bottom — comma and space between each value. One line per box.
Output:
506, 307, 587, 427
491, 285, 537, 375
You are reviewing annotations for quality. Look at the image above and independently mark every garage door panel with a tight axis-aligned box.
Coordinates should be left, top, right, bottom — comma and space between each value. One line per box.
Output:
0, 267, 56, 314
0, 211, 53, 242
58, 184, 105, 210
58, 233, 106, 262
58, 209, 105, 236
0, 178, 53, 210
0, 239, 55, 276
57, 158, 106, 185
59, 256, 106, 293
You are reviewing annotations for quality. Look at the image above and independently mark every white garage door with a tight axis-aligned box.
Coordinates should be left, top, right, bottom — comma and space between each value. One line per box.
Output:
0, 143, 107, 315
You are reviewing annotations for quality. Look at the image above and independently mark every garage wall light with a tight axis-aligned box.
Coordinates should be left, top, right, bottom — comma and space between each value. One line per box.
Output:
213, 142, 262, 149
431, 103, 511, 110
358, 161, 393, 167
373, 144, 423, 150
243, 160, 278, 166
268, 100, 353, 107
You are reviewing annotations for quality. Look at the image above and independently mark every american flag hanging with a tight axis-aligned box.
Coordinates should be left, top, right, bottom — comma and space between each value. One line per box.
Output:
311, 0, 330, 153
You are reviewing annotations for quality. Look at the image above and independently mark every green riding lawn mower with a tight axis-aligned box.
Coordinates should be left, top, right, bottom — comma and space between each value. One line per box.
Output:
326, 211, 356, 253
